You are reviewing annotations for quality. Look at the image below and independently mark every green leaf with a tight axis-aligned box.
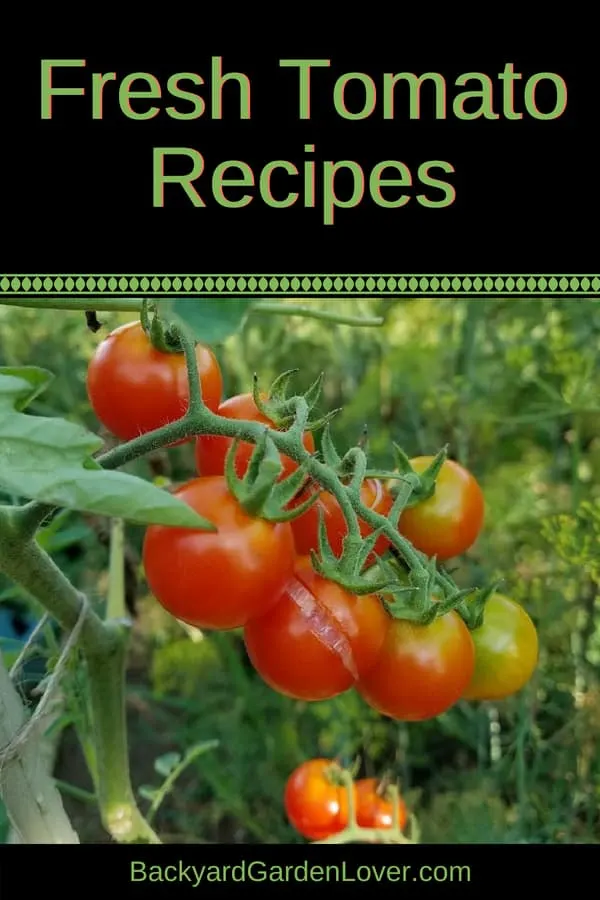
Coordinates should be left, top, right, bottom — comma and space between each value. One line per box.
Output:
166, 298, 252, 344
0, 373, 216, 531
0, 366, 55, 411
154, 752, 182, 777
37, 522, 92, 554
43, 714, 76, 739
185, 739, 220, 760
138, 785, 160, 802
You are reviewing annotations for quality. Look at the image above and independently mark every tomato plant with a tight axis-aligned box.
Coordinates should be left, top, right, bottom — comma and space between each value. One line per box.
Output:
284, 759, 350, 841
243, 556, 390, 701
86, 320, 223, 441
462, 593, 539, 701
142, 476, 296, 630
354, 778, 408, 831
0, 295, 529, 849
195, 392, 315, 479
291, 478, 393, 560
397, 457, 485, 560
357, 611, 475, 721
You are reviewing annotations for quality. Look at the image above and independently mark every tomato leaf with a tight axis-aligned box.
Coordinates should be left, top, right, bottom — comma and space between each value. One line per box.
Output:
0, 366, 55, 412
0, 372, 216, 531
138, 785, 159, 802
154, 752, 182, 777
166, 298, 252, 344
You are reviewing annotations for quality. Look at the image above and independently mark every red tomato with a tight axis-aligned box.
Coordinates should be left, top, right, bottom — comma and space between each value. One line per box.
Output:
291, 478, 394, 562
357, 611, 475, 721
397, 457, 485, 560
243, 556, 390, 701
284, 759, 351, 841
142, 476, 296, 630
86, 320, 222, 441
195, 392, 315, 480
355, 778, 408, 831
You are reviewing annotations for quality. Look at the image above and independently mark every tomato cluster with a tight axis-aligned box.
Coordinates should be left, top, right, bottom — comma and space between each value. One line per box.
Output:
86, 320, 539, 721
284, 759, 409, 842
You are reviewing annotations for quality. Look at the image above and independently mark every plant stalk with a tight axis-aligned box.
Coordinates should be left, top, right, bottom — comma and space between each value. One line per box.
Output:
86, 623, 159, 843
0, 508, 158, 844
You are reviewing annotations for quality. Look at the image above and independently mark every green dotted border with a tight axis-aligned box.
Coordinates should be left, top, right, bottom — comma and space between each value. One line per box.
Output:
1, 275, 600, 296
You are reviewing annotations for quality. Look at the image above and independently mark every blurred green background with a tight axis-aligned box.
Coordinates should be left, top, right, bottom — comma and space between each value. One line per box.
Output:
0, 297, 599, 844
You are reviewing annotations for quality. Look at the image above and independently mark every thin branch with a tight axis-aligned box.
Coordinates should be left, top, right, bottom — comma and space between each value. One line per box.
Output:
251, 301, 384, 326
9, 613, 51, 679
0, 598, 88, 765
0, 298, 142, 312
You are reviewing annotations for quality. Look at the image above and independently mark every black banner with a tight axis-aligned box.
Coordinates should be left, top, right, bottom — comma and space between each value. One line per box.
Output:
0, 842, 589, 894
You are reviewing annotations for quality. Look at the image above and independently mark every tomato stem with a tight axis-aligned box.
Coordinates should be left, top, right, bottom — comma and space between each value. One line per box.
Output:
0, 298, 385, 327
346, 447, 369, 494
340, 769, 358, 828
106, 518, 127, 621
388, 478, 417, 526
0, 298, 144, 312
0, 507, 160, 844
387, 783, 401, 830
85, 622, 160, 843
172, 322, 206, 414
251, 302, 385, 327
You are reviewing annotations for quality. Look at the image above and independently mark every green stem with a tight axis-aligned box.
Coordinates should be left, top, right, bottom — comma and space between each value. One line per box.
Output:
146, 740, 219, 826
0, 298, 143, 312
0, 297, 384, 326
173, 322, 204, 413
55, 779, 97, 805
0, 517, 105, 645
313, 826, 415, 844
106, 519, 126, 621
86, 622, 159, 843
10, 502, 54, 537
0, 508, 158, 844
251, 301, 384, 327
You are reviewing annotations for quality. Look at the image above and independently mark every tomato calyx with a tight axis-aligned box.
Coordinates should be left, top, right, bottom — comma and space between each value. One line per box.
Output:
389, 443, 449, 508
308, 510, 397, 598
321, 759, 350, 786
459, 578, 505, 630
375, 554, 475, 625
223, 427, 318, 523
139, 299, 185, 356
252, 370, 340, 435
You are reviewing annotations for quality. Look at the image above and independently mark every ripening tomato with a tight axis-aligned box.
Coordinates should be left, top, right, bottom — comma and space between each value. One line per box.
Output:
354, 778, 408, 832
357, 611, 475, 721
86, 320, 222, 441
243, 556, 390, 701
462, 593, 539, 701
142, 476, 296, 630
290, 478, 394, 561
284, 759, 351, 841
397, 457, 485, 560
195, 392, 315, 480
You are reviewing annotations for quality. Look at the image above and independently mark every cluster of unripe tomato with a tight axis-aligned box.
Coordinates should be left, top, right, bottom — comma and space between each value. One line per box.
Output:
86, 319, 539, 723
